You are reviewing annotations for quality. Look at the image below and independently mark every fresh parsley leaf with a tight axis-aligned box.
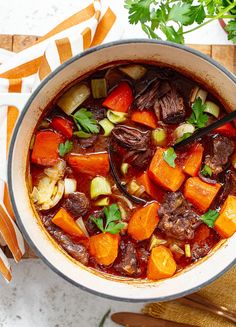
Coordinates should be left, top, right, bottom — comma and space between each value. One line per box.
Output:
58, 140, 73, 157
176, 132, 193, 143
168, 3, 192, 25
90, 204, 125, 235
73, 131, 92, 138
188, 5, 206, 24
126, 0, 152, 24
163, 147, 177, 168
71, 108, 99, 134
99, 309, 111, 327
200, 209, 219, 228
226, 20, 236, 43
160, 24, 185, 44
187, 98, 208, 129
201, 164, 212, 177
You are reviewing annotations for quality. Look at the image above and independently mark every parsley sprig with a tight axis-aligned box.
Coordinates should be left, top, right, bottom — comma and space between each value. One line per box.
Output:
71, 108, 99, 135
125, 0, 236, 44
200, 209, 219, 228
163, 147, 177, 168
188, 98, 208, 129
90, 204, 125, 234
59, 140, 73, 157
201, 164, 212, 177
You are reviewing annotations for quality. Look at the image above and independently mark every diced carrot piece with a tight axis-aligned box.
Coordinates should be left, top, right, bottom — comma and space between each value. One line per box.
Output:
136, 172, 163, 201
51, 116, 73, 138
184, 177, 221, 212
102, 81, 133, 113
215, 195, 236, 238
31, 131, 63, 166
148, 148, 185, 192
147, 246, 177, 280
131, 111, 158, 129
89, 233, 120, 266
183, 143, 204, 176
67, 153, 109, 176
128, 202, 159, 241
213, 122, 236, 138
52, 208, 86, 238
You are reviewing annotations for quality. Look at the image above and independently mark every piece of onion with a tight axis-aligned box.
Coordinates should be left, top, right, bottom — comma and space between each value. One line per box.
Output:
99, 118, 114, 136
174, 123, 195, 140
204, 101, 220, 118
94, 197, 110, 206
127, 179, 140, 195
40, 180, 65, 210
57, 83, 90, 115
119, 64, 147, 80
76, 217, 89, 237
121, 162, 129, 175
112, 194, 133, 209
64, 178, 77, 195
90, 176, 111, 199
44, 159, 66, 180
170, 243, 184, 256
190, 86, 208, 104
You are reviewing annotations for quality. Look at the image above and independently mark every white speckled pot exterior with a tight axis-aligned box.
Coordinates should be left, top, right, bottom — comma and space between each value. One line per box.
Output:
8, 40, 236, 302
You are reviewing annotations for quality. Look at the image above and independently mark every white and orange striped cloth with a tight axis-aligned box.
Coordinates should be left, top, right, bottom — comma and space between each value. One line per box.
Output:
0, 0, 120, 282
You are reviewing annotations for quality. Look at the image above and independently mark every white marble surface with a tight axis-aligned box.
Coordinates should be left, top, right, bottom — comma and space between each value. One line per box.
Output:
0, 1, 233, 327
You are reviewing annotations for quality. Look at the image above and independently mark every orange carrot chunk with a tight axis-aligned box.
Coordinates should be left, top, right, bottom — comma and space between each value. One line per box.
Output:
215, 195, 236, 238
183, 143, 204, 176
51, 116, 73, 138
67, 153, 109, 176
128, 202, 159, 241
102, 81, 133, 113
52, 208, 86, 238
131, 111, 158, 129
31, 131, 63, 166
148, 148, 185, 192
89, 233, 120, 266
184, 177, 221, 212
136, 172, 163, 202
147, 246, 177, 280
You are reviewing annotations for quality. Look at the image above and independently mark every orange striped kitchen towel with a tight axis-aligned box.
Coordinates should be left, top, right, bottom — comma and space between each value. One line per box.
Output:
0, 0, 120, 282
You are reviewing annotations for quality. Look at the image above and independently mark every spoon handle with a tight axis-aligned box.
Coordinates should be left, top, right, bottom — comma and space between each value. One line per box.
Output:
177, 294, 236, 323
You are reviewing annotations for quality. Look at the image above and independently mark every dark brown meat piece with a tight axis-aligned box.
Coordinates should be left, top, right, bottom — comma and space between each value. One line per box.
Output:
205, 135, 234, 174
134, 80, 160, 110
112, 125, 150, 151
191, 242, 211, 261
63, 192, 89, 218
155, 87, 186, 124
79, 135, 98, 148
85, 210, 104, 236
124, 148, 154, 170
158, 192, 200, 240
215, 170, 236, 207
83, 98, 107, 121
47, 226, 89, 265
114, 241, 139, 276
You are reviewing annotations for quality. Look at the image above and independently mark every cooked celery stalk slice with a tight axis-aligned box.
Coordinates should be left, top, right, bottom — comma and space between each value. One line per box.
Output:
107, 110, 127, 124
91, 79, 107, 99
170, 243, 184, 256
190, 87, 208, 104
152, 128, 167, 146
127, 179, 140, 195
57, 83, 90, 115
64, 178, 77, 195
73, 131, 92, 138
94, 197, 110, 206
149, 235, 167, 251
99, 118, 114, 136
118, 203, 127, 220
119, 64, 147, 80
204, 101, 220, 118
185, 244, 191, 257
121, 162, 129, 175
90, 177, 111, 199
174, 123, 195, 139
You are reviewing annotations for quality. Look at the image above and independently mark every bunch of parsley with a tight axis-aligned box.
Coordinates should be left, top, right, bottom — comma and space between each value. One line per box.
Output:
125, 0, 236, 44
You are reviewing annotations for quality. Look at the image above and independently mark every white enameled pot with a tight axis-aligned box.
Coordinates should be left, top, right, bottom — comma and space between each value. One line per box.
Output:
5, 40, 236, 302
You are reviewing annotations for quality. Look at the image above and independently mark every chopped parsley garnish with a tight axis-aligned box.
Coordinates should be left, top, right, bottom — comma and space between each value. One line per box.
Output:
71, 108, 99, 134
163, 147, 177, 168
90, 204, 125, 234
58, 140, 73, 157
187, 98, 208, 129
201, 164, 212, 177
200, 209, 219, 228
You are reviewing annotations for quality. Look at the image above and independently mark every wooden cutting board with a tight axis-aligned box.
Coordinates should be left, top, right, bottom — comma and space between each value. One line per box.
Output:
1, 34, 235, 258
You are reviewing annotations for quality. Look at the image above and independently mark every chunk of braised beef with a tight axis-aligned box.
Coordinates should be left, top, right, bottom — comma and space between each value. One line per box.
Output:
111, 125, 150, 151
191, 242, 211, 261
155, 87, 186, 124
63, 192, 90, 218
158, 192, 200, 240
205, 135, 234, 175
83, 98, 107, 121
114, 241, 139, 276
215, 171, 236, 207
79, 135, 98, 149
47, 226, 89, 265
85, 210, 104, 236
124, 148, 154, 170
134, 80, 160, 110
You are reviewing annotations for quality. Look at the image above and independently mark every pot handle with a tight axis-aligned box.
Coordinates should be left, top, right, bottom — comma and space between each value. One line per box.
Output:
0, 92, 31, 112
0, 92, 31, 182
